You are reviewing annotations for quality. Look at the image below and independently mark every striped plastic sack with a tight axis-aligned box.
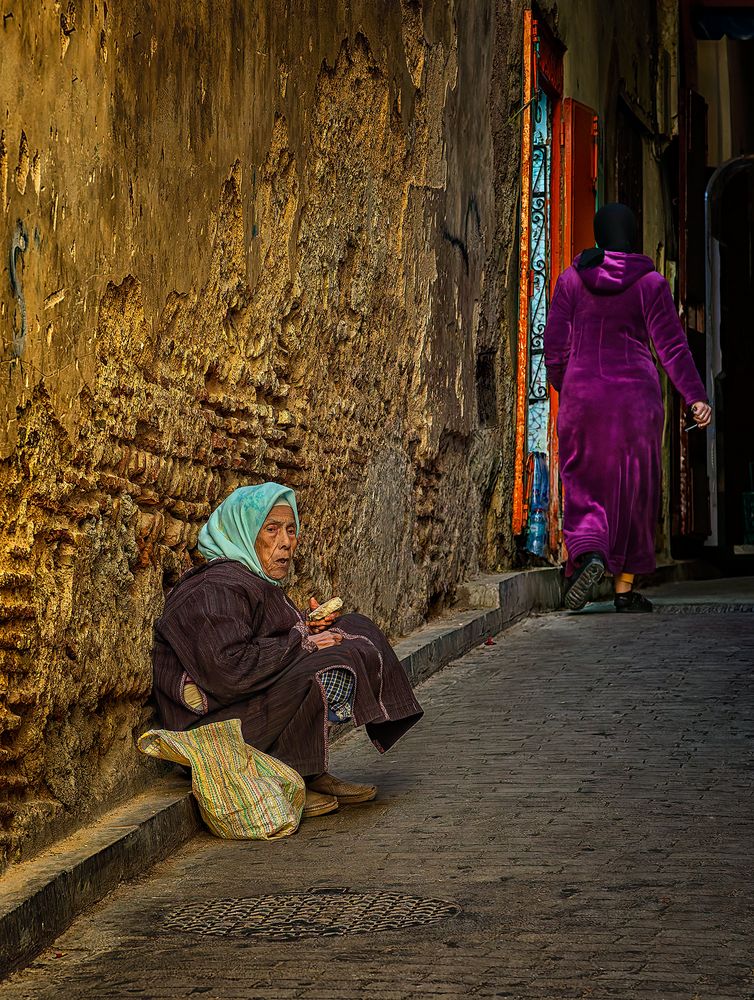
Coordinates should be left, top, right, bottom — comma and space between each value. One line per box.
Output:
137, 718, 305, 840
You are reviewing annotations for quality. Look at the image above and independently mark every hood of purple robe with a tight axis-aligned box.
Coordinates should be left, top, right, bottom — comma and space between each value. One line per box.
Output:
574, 251, 656, 295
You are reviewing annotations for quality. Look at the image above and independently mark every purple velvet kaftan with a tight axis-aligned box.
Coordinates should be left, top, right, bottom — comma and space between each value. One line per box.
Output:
543, 252, 707, 576
152, 559, 423, 777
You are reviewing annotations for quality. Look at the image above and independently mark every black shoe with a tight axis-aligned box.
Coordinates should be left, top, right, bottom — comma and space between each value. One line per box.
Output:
614, 591, 653, 613
564, 552, 605, 611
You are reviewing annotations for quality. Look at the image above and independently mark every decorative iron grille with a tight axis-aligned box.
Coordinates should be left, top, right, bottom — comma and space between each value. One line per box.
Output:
526, 85, 551, 456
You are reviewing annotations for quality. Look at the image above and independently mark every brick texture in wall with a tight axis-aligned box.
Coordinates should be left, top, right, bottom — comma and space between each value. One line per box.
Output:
0, 1, 523, 869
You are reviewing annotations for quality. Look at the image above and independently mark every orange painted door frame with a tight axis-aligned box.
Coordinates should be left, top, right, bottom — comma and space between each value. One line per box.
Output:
512, 9, 536, 537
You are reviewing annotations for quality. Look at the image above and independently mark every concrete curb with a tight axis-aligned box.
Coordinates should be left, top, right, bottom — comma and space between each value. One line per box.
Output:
0, 778, 199, 977
0, 560, 702, 977
395, 566, 562, 684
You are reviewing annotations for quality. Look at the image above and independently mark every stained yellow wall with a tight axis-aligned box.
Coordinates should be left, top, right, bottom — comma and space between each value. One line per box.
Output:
0, 1, 524, 868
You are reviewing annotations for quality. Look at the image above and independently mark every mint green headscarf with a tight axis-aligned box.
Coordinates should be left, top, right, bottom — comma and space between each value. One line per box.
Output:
197, 483, 300, 586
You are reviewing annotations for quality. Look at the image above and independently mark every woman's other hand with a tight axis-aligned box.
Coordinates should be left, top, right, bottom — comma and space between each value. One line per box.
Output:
309, 629, 343, 650
307, 597, 341, 634
691, 401, 712, 428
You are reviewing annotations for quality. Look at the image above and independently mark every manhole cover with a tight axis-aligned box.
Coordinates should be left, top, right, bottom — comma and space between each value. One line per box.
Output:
658, 603, 753, 614
164, 889, 460, 940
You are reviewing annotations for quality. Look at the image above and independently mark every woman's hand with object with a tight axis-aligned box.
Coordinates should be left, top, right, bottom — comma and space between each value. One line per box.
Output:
308, 629, 343, 650
690, 401, 712, 428
307, 597, 342, 634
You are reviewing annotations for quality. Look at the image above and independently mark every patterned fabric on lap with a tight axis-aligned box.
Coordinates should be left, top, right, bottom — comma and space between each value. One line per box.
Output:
319, 668, 355, 723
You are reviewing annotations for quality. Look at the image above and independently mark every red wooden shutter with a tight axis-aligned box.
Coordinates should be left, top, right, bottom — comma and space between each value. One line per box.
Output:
548, 99, 599, 553
562, 98, 599, 262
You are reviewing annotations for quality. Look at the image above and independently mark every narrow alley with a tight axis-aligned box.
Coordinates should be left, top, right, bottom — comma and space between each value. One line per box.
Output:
2, 581, 752, 1000
2, 3, 754, 997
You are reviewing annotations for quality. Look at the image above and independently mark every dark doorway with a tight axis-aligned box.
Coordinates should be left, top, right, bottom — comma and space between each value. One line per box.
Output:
615, 101, 644, 250
713, 161, 754, 553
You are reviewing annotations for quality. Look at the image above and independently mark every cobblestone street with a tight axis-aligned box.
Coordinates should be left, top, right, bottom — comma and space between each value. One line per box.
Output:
3, 601, 753, 1000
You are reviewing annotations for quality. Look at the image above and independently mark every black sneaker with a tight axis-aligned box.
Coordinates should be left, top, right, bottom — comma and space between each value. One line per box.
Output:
564, 552, 605, 611
614, 591, 653, 613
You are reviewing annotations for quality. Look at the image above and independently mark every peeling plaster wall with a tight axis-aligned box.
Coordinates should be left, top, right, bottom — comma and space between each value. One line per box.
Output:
0, 1, 524, 867
544, 0, 665, 259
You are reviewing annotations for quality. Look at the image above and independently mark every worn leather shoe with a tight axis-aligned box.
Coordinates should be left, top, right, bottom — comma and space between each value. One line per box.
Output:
303, 789, 339, 818
614, 591, 654, 613
564, 552, 605, 611
307, 772, 377, 805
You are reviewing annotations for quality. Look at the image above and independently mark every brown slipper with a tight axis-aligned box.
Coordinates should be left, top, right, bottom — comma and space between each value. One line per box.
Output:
307, 772, 377, 805
303, 789, 339, 818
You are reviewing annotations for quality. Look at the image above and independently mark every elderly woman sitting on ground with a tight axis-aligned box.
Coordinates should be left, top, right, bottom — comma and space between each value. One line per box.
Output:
152, 483, 423, 818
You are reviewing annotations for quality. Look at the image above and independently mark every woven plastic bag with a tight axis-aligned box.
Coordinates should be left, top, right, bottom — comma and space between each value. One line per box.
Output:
138, 718, 305, 840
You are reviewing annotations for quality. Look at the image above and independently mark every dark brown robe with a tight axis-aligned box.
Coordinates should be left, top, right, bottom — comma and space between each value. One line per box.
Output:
151, 559, 423, 776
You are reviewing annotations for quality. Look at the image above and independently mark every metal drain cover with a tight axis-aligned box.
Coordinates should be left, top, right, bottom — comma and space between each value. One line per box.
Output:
164, 889, 460, 940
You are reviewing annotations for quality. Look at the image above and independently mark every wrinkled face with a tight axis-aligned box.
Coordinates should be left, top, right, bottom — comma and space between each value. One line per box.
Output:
254, 504, 298, 580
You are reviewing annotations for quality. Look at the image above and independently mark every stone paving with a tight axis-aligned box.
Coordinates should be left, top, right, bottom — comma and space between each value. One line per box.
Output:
2, 604, 753, 1000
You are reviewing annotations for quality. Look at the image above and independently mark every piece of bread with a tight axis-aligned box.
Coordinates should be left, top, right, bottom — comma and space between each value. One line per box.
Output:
307, 597, 343, 621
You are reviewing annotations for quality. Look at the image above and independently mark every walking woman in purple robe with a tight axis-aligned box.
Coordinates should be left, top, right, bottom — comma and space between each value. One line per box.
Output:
544, 204, 712, 613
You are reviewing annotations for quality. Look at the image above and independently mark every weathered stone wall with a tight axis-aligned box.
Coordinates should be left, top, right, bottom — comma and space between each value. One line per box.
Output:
0, 1, 523, 868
